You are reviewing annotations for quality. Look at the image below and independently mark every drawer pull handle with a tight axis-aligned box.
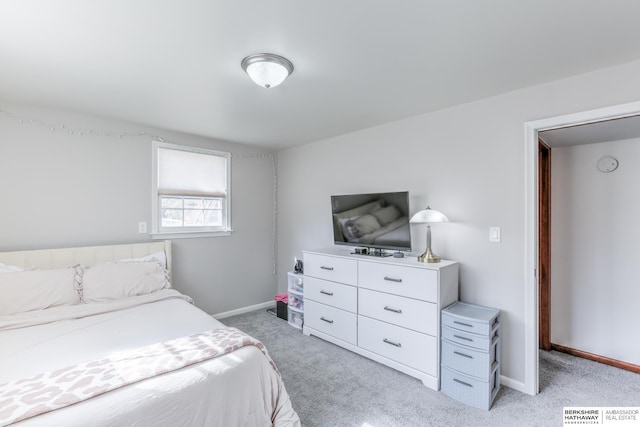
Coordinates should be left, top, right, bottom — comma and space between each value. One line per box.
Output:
320, 317, 334, 324
453, 351, 473, 359
383, 338, 402, 347
384, 306, 402, 314
453, 320, 474, 328
320, 266, 334, 271
453, 334, 473, 342
383, 276, 402, 283
320, 290, 334, 296
453, 378, 474, 388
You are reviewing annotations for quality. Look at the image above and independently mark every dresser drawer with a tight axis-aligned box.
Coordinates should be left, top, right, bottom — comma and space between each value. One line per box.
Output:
305, 276, 357, 313
441, 365, 499, 411
441, 325, 493, 351
304, 253, 357, 285
358, 261, 438, 302
358, 315, 437, 376
305, 300, 357, 345
359, 288, 437, 336
441, 340, 497, 380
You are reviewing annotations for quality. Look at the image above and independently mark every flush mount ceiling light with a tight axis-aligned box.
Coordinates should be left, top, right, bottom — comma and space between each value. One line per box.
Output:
241, 53, 294, 89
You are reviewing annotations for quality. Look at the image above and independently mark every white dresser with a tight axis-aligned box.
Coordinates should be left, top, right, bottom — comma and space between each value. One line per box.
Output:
302, 248, 458, 390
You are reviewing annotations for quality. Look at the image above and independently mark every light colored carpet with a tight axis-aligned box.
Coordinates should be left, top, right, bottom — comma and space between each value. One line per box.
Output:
223, 309, 640, 427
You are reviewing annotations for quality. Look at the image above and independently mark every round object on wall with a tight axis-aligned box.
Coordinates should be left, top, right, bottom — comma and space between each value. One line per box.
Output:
596, 156, 618, 173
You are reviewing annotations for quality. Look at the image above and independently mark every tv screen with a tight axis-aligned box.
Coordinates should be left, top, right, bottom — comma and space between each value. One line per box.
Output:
331, 191, 411, 252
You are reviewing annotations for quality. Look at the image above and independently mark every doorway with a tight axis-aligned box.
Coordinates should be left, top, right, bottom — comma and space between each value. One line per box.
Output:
537, 118, 640, 374
524, 100, 640, 396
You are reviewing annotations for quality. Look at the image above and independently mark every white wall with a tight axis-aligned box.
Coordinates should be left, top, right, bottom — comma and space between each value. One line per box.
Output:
551, 138, 640, 365
277, 59, 640, 389
0, 105, 277, 315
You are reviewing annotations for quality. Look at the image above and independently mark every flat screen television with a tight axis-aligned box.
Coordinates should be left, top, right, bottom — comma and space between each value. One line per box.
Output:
331, 191, 411, 252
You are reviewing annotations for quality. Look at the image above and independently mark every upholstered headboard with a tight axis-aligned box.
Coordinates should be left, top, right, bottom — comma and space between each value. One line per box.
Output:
0, 241, 172, 274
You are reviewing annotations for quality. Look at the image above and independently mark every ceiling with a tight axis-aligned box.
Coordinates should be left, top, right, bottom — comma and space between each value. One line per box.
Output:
2, 1, 640, 150
539, 115, 640, 147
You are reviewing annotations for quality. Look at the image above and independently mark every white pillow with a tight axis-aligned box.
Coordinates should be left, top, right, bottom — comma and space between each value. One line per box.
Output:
338, 217, 357, 241
82, 261, 170, 303
0, 263, 23, 274
0, 268, 80, 316
372, 204, 402, 226
118, 251, 167, 269
344, 214, 382, 238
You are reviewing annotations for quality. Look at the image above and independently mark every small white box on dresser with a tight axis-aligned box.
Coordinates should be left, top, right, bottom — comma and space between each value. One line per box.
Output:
440, 301, 501, 410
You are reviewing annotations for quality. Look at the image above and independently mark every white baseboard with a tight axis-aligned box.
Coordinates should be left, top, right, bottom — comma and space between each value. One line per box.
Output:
500, 374, 526, 393
212, 300, 274, 320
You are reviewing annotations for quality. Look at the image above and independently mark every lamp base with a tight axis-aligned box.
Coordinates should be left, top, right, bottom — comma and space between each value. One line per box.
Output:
417, 248, 440, 263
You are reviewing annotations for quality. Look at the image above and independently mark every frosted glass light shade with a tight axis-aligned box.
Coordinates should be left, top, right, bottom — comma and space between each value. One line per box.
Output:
241, 53, 294, 88
410, 207, 449, 224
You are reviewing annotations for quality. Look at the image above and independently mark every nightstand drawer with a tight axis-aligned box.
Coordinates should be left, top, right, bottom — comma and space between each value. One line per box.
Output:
442, 325, 493, 351
441, 340, 497, 380
358, 261, 438, 302
305, 276, 357, 313
304, 253, 357, 285
358, 315, 437, 376
305, 300, 357, 345
359, 288, 437, 336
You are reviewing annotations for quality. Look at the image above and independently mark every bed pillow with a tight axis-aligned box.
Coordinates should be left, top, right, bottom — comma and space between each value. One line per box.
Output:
372, 204, 402, 226
338, 217, 358, 240
0, 268, 80, 316
0, 263, 23, 274
332, 199, 385, 242
118, 251, 167, 269
344, 214, 382, 238
82, 261, 170, 303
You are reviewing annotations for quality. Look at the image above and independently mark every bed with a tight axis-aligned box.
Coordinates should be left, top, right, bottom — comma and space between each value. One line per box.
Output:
0, 241, 300, 426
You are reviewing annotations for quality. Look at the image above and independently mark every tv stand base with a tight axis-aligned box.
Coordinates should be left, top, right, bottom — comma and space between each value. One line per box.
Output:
351, 247, 393, 257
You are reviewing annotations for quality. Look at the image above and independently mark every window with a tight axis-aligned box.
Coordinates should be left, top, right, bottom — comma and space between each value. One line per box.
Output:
152, 141, 231, 238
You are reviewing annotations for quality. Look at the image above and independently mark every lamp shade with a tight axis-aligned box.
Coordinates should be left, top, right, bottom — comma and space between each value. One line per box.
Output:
410, 206, 449, 224
241, 53, 294, 88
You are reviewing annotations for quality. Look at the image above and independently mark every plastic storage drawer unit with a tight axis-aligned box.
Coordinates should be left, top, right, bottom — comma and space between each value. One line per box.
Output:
287, 272, 305, 329
440, 301, 501, 411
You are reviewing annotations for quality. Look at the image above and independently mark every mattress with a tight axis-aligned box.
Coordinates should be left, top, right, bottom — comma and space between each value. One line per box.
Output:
0, 290, 300, 426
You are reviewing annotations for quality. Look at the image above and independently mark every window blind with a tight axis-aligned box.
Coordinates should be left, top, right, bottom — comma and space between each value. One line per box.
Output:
157, 147, 227, 197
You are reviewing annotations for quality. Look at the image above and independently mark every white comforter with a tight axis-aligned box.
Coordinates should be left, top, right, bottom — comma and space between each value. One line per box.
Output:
0, 290, 300, 426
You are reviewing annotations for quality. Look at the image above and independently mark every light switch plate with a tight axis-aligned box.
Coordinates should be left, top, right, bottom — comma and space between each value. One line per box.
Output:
489, 226, 501, 243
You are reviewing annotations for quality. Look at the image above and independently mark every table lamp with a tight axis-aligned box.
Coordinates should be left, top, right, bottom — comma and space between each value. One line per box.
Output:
410, 206, 449, 263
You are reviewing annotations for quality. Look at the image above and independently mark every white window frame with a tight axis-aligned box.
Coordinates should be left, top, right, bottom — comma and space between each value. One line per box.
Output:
151, 141, 232, 239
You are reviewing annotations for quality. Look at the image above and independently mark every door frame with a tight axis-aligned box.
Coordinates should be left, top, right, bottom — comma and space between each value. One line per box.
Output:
538, 140, 551, 351
523, 100, 640, 396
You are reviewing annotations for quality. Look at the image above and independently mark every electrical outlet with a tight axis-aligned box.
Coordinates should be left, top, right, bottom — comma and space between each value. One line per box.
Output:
138, 222, 147, 234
